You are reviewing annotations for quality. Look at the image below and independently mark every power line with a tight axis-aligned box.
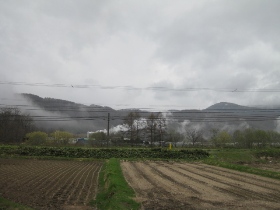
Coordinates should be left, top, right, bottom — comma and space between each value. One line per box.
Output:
2, 102, 280, 113
1, 100, 280, 123
1, 112, 280, 123
1, 81, 280, 92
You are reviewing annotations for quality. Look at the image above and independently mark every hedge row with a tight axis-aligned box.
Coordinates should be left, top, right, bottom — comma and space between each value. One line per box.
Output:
0, 146, 209, 160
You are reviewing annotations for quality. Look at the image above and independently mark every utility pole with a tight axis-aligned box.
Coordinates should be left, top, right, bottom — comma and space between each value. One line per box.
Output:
107, 113, 110, 147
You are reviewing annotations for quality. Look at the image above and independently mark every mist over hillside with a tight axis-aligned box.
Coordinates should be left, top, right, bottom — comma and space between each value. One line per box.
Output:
20, 94, 280, 135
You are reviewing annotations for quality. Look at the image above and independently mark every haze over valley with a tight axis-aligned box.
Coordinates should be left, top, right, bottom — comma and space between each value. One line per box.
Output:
16, 94, 280, 138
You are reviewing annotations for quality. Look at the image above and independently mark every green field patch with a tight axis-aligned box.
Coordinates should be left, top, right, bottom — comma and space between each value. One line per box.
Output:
206, 149, 259, 164
203, 148, 280, 180
91, 158, 140, 210
254, 149, 280, 159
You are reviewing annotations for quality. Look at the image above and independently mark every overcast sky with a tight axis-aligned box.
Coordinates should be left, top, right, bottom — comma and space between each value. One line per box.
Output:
1, 0, 280, 110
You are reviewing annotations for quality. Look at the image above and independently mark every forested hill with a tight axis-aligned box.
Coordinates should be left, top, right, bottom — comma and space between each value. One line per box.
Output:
21, 93, 111, 111
21, 93, 123, 133
20, 94, 280, 134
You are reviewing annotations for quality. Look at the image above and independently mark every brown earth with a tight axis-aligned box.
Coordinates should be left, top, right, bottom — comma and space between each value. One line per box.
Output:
121, 161, 280, 210
0, 158, 102, 210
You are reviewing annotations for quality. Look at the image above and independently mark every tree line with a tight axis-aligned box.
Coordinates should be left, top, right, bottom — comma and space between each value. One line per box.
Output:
107, 111, 280, 148
1, 108, 280, 148
0, 107, 33, 144
0, 107, 76, 146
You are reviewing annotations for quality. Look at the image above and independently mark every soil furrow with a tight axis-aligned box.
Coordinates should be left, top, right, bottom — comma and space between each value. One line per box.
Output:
196, 163, 280, 186
84, 162, 102, 204
0, 161, 42, 189
26, 161, 68, 190
65, 162, 93, 204
193, 163, 280, 192
155, 161, 253, 201
43, 162, 82, 197
75, 163, 101, 205
32, 162, 80, 193
121, 161, 280, 210
50, 162, 90, 205
130, 161, 196, 210
0, 159, 102, 209
175, 162, 280, 202
146, 161, 201, 195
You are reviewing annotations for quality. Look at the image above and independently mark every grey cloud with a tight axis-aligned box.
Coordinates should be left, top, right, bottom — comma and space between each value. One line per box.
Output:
1, 0, 280, 110
153, 0, 280, 68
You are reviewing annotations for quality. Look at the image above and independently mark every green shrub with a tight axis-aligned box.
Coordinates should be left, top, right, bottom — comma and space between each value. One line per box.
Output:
25, 131, 48, 145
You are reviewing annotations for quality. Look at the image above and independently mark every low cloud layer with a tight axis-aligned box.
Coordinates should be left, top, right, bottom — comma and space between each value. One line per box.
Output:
1, 0, 280, 110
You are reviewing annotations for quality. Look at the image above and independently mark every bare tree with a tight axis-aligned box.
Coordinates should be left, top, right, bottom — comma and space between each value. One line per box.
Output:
167, 128, 184, 147
147, 113, 156, 146
185, 128, 203, 146
157, 113, 166, 142
146, 112, 166, 146
123, 111, 141, 141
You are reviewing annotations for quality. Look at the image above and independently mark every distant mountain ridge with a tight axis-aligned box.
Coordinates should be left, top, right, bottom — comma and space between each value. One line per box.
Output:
205, 102, 253, 110
20, 93, 280, 134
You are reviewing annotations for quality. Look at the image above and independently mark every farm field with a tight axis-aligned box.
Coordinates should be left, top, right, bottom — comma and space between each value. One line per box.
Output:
0, 158, 102, 210
121, 161, 280, 210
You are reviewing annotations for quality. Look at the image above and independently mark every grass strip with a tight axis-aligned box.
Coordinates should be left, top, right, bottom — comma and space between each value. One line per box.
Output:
91, 158, 140, 210
202, 159, 280, 180
0, 196, 33, 210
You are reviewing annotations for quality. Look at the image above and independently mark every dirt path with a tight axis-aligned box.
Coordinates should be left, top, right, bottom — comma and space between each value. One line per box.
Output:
121, 161, 280, 210
0, 158, 102, 210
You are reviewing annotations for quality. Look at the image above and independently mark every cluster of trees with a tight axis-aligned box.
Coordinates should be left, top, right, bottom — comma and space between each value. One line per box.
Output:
25, 131, 48, 145
0, 107, 34, 144
120, 112, 166, 145
118, 112, 280, 148
231, 129, 280, 148
25, 130, 75, 146
88, 131, 108, 147
207, 128, 280, 148
2, 107, 280, 149
0, 107, 79, 146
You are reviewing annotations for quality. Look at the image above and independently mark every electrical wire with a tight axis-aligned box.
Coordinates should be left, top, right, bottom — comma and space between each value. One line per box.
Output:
1, 93, 280, 123
1, 110, 279, 123
1, 81, 280, 92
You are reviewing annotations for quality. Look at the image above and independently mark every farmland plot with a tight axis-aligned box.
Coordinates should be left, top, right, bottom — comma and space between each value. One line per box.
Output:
0, 158, 102, 210
121, 161, 280, 210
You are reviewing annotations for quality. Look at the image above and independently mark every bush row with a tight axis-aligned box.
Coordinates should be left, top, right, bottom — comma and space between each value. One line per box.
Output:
0, 146, 209, 159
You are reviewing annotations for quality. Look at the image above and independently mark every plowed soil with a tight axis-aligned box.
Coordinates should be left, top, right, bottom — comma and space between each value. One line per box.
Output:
0, 158, 102, 210
121, 161, 280, 210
